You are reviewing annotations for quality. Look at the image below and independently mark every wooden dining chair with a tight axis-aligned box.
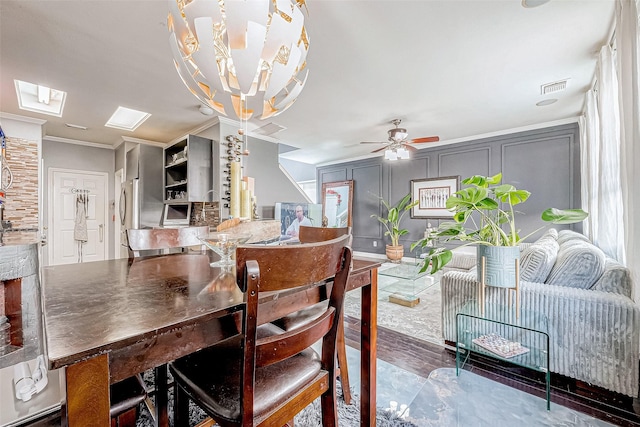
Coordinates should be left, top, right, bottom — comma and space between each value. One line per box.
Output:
109, 226, 210, 427
126, 225, 209, 257
298, 225, 351, 244
169, 234, 352, 427
281, 225, 353, 404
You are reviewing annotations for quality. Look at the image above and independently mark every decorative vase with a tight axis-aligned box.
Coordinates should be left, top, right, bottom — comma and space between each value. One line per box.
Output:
386, 245, 404, 263
476, 245, 520, 287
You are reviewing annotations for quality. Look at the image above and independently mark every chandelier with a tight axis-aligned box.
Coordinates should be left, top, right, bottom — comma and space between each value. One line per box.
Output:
168, 0, 310, 120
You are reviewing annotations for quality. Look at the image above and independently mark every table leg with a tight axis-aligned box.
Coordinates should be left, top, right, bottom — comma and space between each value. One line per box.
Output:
65, 353, 110, 426
360, 268, 377, 427
155, 365, 169, 427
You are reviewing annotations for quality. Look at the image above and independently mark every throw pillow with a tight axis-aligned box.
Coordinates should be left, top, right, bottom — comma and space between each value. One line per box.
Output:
519, 233, 560, 283
545, 241, 606, 289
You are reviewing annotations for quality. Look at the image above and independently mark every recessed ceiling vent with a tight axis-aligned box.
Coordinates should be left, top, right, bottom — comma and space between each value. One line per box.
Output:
253, 122, 286, 136
541, 79, 570, 95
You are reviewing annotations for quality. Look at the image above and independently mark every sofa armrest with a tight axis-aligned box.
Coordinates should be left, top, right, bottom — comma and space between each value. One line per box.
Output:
522, 282, 640, 396
440, 271, 479, 342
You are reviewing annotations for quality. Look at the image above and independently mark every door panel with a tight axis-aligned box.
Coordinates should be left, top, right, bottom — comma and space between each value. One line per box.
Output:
49, 169, 108, 266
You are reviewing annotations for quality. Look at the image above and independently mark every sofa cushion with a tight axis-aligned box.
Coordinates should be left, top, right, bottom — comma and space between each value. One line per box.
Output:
519, 232, 560, 283
545, 241, 606, 289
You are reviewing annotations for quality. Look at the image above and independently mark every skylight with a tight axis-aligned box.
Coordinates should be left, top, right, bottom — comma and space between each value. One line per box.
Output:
105, 106, 151, 131
14, 80, 67, 117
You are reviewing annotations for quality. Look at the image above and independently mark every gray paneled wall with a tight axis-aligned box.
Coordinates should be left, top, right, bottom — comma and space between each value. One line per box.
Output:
317, 123, 581, 255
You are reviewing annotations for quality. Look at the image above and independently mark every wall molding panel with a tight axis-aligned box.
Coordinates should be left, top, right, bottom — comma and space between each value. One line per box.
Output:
318, 123, 581, 255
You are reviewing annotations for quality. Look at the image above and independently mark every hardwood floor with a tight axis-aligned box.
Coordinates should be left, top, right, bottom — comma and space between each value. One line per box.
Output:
21, 314, 640, 426
344, 314, 640, 427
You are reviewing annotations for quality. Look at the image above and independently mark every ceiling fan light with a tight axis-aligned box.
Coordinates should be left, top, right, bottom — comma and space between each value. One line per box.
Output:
385, 149, 398, 161
397, 148, 410, 159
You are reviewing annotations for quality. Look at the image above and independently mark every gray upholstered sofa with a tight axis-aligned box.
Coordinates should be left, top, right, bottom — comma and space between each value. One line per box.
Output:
441, 229, 639, 397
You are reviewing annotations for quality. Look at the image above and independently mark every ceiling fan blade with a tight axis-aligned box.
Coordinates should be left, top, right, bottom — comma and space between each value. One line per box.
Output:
400, 143, 418, 152
360, 141, 386, 144
371, 146, 389, 153
410, 136, 440, 143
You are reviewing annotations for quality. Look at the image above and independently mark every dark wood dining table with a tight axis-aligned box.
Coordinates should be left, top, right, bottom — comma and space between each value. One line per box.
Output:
41, 252, 380, 427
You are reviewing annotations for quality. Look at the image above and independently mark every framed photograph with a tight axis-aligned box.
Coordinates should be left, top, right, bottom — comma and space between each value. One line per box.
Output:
410, 176, 460, 219
275, 202, 323, 237
321, 180, 354, 227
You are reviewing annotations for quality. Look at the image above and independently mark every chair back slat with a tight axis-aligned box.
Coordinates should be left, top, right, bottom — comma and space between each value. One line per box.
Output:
298, 226, 351, 244
255, 307, 335, 367
236, 234, 350, 292
127, 226, 209, 257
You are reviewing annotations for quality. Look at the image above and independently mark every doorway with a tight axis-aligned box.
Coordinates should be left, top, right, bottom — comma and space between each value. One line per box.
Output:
47, 168, 108, 266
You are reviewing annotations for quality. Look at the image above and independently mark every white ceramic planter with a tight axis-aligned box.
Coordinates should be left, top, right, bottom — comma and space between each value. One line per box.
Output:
476, 245, 520, 287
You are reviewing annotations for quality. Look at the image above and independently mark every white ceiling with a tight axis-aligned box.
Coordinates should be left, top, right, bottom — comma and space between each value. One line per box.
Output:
0, 1, 615, 165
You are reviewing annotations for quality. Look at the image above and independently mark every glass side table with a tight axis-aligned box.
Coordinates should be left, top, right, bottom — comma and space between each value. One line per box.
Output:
456, 301, 551, 410
378, 263, 434, 307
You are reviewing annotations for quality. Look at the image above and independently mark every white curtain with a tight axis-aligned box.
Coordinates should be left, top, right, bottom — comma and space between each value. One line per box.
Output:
616, 0, 640, 300
581, 44, 625, 263
579, 92, 600, 241
582, 0, 640, 300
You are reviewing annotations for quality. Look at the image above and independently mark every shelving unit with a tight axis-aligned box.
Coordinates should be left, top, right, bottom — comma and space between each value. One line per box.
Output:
163, 134, 213, 203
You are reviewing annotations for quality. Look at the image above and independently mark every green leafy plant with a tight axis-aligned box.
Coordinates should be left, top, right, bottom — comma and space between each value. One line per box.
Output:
411, 173, 588, 273
371, 193, 419, 246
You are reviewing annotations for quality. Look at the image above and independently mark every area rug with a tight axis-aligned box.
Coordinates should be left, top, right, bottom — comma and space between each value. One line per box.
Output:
405, 368, 615, 426
135, 378, 417, 427
343, 264, 444, 346
134, 363, 613, 426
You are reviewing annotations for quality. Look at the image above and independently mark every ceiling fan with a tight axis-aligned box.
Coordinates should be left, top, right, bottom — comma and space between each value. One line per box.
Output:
360, 119, 439, 154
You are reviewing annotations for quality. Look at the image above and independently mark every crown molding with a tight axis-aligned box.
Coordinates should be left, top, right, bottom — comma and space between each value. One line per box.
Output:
44, 135, 115, 150
120, 136, 165, 148
0, 112, 47, 125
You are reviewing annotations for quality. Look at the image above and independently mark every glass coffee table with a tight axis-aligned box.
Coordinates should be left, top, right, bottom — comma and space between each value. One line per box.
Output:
378, 263, 434, 307
456, 301, 551, 410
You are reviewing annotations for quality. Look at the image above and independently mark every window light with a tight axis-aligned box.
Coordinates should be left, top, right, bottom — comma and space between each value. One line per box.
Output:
105, 106, 151, 131
14, 80, 67, 117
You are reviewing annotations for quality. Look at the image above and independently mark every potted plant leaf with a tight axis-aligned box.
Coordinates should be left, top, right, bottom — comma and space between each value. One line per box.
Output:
371, 193, 419, 262
411, 173, 588, 284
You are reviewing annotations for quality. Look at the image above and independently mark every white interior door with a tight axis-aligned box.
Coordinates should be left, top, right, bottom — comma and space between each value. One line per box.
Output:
48, 168, 108, 266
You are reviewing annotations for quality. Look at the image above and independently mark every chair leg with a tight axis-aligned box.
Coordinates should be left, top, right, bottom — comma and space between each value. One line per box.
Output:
336, 317, 351, 405
320, 388, 338, 427
174, 384, 190, 427
111, 407, 138, 427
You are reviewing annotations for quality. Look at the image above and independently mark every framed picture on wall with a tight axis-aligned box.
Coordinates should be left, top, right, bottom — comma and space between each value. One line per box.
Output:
410, 176, 460, 219
275, 202, 323, 237
321, 180, 354, 227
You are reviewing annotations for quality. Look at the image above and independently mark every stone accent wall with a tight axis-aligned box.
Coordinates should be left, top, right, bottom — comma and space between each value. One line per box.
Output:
3, 136, 38, 229
190, 201, 220, 228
